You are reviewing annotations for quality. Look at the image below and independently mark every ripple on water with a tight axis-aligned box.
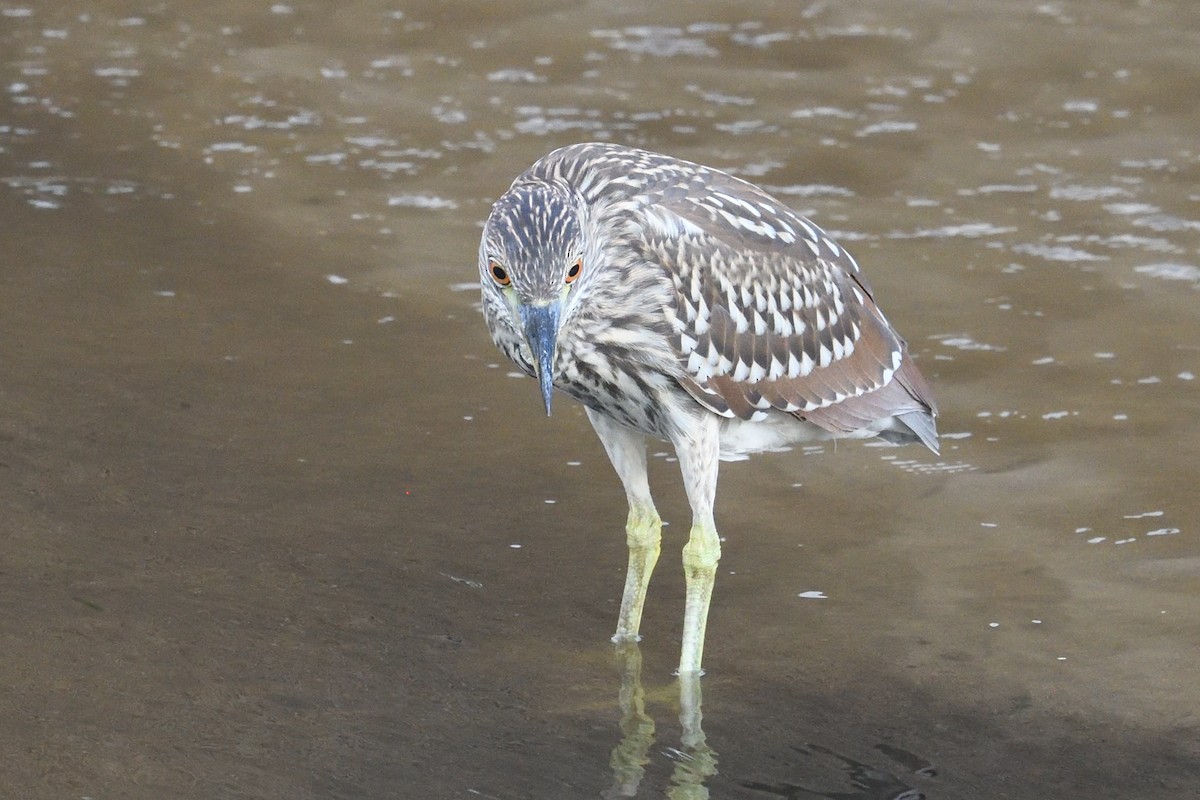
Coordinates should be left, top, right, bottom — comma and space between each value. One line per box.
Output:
512, 106, 634, 137
685, 84, 754, 107
892, 222, 1016, 239
1047, 185, 1129, 201
387, 194, 458, 210
959, 184, 1038, 196
1134, 263, 1200, 285
1010, 242, 1108, 263
790, 106, 859, 120
206, 141, 261, 155
1103, 202, 1159, 215
487, 69, 547, 84
1131, 214, 1200, 233
1083, 234, 1181, 254
2, 174, 152, 209
591, 26, 719, 59
929, 334, 1006, 353
220, 108, 322, 131
854, 120, 918, 138
715, 119, 775, 135
879, 456, 977, 476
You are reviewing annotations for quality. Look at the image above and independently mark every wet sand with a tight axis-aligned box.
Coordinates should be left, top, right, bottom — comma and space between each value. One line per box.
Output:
3, 2, 1199, 798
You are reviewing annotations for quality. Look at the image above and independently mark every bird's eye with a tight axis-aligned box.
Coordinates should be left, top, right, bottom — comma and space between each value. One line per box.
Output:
565, 258, 582, 284
489, 261, 511, 286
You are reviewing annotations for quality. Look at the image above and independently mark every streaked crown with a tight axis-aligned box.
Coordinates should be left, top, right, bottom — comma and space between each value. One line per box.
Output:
480, 181, 583, 303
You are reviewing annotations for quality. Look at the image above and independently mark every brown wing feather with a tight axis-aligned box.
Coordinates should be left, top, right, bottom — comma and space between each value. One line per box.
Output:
632, 174, 935, 443
530, 142, 936, 447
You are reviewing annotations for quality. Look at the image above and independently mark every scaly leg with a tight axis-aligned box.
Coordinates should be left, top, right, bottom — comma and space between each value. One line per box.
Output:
587, 408, 662, 643
673, 414, 721, 675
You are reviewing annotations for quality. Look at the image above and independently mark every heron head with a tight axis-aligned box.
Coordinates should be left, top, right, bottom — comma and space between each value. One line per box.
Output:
479, 181, 586, 416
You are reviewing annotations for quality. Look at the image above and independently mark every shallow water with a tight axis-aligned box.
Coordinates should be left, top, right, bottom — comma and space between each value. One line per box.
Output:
2, 1, 1198, 798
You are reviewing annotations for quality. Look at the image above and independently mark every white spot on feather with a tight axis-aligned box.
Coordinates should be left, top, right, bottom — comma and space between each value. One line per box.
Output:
730, 304, 750, 333
787, 352, 802, 378
799, 350, 815, 376
795, 218, 818, 241
688, 351, 713, 381
831, 337, 845, 361
724, 194, 763, 218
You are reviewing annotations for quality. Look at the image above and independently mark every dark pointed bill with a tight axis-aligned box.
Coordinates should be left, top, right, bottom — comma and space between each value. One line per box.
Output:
519, 302, 560, 416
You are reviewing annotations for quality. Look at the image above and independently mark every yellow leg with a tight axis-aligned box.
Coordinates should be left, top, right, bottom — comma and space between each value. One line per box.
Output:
586, 408, 662, 644
679, 521, 720, 674
616, 501, 662, 641
673, 415, 721, 676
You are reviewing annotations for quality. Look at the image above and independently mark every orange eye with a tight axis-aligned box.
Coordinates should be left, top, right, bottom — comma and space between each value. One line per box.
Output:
489, 261, 510, 286
565, 258, 582, 284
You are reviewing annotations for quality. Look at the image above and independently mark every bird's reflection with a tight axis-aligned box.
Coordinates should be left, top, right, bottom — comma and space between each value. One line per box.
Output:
605, 642, 718, 798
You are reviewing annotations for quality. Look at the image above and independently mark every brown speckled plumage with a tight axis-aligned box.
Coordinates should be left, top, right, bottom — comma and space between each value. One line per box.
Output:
481, 142, 937, 453
478, 143, 938, 674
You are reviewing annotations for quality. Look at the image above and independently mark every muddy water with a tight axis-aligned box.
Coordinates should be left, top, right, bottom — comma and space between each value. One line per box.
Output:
2, 1, 1198, 798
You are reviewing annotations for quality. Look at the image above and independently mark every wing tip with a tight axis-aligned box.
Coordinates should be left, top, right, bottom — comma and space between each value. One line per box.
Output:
894, 409, 940, 455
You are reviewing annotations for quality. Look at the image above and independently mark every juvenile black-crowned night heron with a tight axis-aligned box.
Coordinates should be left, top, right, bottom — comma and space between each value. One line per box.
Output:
479, 142, 937, 675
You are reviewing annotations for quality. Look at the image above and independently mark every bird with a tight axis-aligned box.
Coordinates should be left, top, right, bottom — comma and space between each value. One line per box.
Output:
478, 142, 937, 675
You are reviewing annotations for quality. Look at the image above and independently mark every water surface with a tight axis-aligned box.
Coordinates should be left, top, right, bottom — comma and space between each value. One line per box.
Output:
2, 1, 1198, 798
